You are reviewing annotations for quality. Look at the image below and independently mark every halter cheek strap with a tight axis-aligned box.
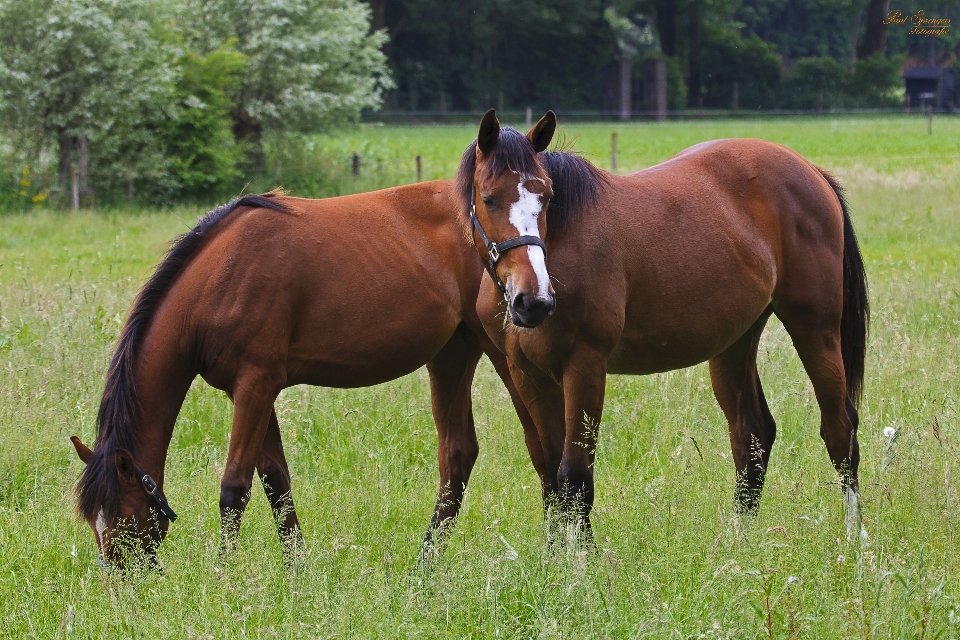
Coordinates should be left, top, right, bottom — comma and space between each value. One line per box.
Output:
469, 186, 547, 301
135, 464, 178, 524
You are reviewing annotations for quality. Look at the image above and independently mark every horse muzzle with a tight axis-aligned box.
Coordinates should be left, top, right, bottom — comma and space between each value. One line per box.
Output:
508, 290, 555, 328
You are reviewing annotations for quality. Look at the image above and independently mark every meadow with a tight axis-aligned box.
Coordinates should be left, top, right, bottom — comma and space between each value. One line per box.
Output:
1, 115, 958, 638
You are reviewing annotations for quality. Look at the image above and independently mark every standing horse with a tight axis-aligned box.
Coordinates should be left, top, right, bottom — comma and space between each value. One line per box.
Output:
459, 110, 869, 539
70, 186, 543, 567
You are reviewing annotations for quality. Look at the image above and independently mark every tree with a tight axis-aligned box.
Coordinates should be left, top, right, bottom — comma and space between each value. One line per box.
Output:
0, 0, 176, 200
160, 42, 248, 200
856, 0, 890, 59
185, 0, 392, 169
697, 26, 782, 109
371, 0, 613, 112
605, 6, 657, 119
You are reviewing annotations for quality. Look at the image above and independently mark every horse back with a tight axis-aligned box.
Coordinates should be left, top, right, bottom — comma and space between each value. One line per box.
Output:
141, 181, 482, 389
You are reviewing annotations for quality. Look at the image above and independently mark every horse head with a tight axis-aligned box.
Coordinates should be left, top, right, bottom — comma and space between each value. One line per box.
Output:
71, 435, 173, 569
468, 109, 557, 328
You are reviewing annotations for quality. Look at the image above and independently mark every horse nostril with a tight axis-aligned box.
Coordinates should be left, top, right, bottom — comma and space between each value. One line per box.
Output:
511, 291, 555, 326
512, 292, 531, 314
538, 293, 555, 310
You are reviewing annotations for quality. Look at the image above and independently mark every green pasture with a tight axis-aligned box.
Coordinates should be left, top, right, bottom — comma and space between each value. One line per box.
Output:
255, 113, 960, 197
1, 116, 958, 637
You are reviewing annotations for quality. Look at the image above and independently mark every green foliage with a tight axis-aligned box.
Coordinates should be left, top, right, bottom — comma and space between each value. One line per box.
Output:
0, 0, 174, 147
781, 54, 905, 109
382, 0, 614, 111
662, 54, 688, 110
698, 24, 783, 109
781, 57, 850, 109
0, 0, 178, 202
735, 0, 866, 61
848, 54, 906, 108
0, 166, 48, 212
187, 0, 392, 138
161, 42, 248, 200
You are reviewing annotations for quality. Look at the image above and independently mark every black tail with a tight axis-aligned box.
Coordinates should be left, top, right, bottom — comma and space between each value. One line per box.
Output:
820, 169, 869, 407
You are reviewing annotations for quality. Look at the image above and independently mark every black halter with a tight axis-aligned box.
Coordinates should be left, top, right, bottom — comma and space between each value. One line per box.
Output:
96, 463, 177, 568
135, 464, 177, 546
469, 186, 547, 300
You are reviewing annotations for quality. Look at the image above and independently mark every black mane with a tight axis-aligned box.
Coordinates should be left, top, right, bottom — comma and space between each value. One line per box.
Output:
455, 126, 606, 234
76, 192, 291, 521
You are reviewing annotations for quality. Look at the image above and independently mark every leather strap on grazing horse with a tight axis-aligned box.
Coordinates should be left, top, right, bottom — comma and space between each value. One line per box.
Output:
135, 464, 178, 524
469, 185, 547, 301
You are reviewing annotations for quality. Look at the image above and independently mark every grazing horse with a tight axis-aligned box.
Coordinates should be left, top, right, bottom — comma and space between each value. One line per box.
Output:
459, 110, 869, 539
70, 186, 543, 567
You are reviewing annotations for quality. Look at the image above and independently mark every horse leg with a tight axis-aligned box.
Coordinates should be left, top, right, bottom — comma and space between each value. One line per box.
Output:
484, 345, 552, 506
507, 361, 566, 516
256, 408, 305, 558
423, 323, 483, 546
775, 302, 864, 540
708, 309, 776, 515
220, 376, 280, 554
556, 346, 608, 543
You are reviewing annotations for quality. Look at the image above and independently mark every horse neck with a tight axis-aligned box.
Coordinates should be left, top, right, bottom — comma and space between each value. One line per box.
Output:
128, 304, 199, 489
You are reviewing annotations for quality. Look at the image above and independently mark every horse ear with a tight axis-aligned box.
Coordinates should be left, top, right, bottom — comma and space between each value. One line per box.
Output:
71, 436, 93, 464
115, 448, 138, 486
477, 109, 501, 154
526, 111, 557, 153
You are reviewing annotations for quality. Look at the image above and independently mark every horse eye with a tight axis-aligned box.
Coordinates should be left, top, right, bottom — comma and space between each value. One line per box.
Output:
481, 196, 495, 207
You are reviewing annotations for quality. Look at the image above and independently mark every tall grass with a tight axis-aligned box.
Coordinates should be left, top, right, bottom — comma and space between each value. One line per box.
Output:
0, 117, 958, 637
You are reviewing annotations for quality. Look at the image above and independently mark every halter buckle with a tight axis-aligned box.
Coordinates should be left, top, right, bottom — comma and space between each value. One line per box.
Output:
488, 244, 500, 263
141, 474, 158, 496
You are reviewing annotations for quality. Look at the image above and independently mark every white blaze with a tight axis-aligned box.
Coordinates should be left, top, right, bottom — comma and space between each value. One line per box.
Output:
95, 509, 107, 546
508, 176, 550, 297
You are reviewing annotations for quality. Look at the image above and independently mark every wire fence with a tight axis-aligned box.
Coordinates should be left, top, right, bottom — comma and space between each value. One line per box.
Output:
361, 106, 960, 125
3, 107, 957, 212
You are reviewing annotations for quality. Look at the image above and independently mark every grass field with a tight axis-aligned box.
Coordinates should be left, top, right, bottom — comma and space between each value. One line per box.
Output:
1, 116, 958, 637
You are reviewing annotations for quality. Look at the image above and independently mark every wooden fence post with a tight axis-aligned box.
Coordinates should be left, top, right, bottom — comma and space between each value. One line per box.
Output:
352, 152, 360, 177
611, 132, 618, 172
416, 155, 422, 182
71, 164, 79, 212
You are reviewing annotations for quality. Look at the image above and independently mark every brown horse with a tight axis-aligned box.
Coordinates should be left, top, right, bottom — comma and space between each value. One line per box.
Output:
459, 110, 869, 540
70, 186, 543, 567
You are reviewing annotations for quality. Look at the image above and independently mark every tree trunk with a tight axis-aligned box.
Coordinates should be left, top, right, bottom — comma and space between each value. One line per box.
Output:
643, 57, 667, 121
232, 108, 265, 173
654, 0, 677, 57
687, 4, 702, 108
850, 11, 861, 64
367, 0, 386, 33
58, 133, 74, 195
78, 134, 93, 208
78, 134, 89, 192
856, 0, 890, 59
619, 55, 632, 120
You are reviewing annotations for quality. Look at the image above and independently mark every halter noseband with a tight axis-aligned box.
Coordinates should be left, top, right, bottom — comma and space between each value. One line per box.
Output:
469, 185, 547, 301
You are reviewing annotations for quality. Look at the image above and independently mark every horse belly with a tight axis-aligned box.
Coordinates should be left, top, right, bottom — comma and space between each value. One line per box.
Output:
608, 286, 772, 375
285, 284, 462, 388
